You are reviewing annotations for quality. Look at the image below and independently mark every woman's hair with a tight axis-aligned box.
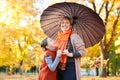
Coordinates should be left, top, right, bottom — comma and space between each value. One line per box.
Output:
40, 37, 48, 50
60, 16, 73, 25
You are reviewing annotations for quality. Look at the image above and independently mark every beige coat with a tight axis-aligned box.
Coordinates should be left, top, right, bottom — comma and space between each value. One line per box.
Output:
70, 33, 86, 80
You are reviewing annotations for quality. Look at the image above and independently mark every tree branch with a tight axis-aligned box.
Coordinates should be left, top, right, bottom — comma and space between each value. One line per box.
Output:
104, 0, 115, 25
104, 0, 115, 47
98, 1, 105, 15
105, 8, 120, 54
109, 0, 115, 13
104, 1, 109, 26
91, 2, 96, 12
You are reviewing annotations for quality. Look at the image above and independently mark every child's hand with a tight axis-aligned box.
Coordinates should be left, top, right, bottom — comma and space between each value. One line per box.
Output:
63, 49, 73, 57
63, 49, 69, 54
57, 49, 62, 57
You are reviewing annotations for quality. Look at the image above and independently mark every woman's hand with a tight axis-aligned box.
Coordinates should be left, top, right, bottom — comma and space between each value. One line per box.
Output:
63, 49, 73, 57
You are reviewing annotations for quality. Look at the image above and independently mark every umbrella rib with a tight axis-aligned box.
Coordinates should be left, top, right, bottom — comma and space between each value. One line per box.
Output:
41, 9, 66, 16
74, 22, 91, 47
74, 3, 77, 17
45, 24, 59, 33
75, 21, 99, 47
74, 23, 82, 37
86, 22, 105, 35
41, 13, 64, 17
76, 6, 87, 17
74, 3, 79, 17
65, 3, 74, 17
85, 24, 102, 34
83, 24, 100, 43
83, 22, 104, 43
43, 24, 58, 34
85, 15, 103, 23
52, 4, 71, 16
45, 24, 60, 39
41, 20, 59, 28
78, 15, 105, 35
50, 27, 60, 39
41, 16, 62, 21
78, 23, 93, 47
86, 19, 102, 26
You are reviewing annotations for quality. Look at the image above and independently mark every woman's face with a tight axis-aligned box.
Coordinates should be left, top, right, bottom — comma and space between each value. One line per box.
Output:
60, 19, 71, 31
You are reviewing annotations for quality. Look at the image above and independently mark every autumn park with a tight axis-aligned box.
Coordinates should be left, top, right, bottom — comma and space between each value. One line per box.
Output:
0, 0, 120, 80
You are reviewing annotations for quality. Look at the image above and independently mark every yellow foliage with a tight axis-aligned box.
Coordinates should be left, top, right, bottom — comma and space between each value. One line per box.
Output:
114, 0, 120, 8
0, 0, 45, 68
85, 44, 100, 57
89, 0, 95, 3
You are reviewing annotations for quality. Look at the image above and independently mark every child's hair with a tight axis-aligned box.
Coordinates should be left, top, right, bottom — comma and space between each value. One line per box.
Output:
40, 37, 48, 50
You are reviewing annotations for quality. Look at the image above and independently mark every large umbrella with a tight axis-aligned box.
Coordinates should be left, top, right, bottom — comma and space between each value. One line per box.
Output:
40, 2, 105, 48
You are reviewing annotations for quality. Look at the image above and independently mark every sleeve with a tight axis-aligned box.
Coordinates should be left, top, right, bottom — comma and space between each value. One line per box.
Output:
45, 56, 60, 71
71, 34, 86, 57
72, 52, 81, 57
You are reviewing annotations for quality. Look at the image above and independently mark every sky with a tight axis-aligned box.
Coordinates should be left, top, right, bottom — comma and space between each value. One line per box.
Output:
36, 0, 102, 14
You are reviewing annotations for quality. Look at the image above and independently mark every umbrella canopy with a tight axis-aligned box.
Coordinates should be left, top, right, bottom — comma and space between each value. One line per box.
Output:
40, 2, 105, 48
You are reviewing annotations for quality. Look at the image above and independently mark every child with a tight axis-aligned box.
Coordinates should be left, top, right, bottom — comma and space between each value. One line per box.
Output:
38, 37, 62, 80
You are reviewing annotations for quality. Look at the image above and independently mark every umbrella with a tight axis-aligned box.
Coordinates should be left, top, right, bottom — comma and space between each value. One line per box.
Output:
40, 2, 105, 48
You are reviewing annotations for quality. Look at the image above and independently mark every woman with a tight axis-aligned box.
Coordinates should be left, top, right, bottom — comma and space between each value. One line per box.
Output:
56, 16, 86, 80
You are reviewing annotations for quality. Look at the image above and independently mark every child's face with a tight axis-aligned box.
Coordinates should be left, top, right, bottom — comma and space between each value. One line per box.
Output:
46, 38, 56, 49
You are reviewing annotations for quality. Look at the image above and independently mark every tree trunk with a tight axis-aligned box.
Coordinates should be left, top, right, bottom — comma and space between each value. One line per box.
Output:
100, 66, 107, 77
100, 51, 107, 77
19, 60, 23, 75
99, 42, 108, 77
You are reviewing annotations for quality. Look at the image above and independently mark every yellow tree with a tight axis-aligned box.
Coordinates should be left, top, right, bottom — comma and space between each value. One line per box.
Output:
89, 0, 120, 77
0, 0, 46, 73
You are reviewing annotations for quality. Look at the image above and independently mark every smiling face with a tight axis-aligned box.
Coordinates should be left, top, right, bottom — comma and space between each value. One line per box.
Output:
41, 37, 56, 51
47, 38, 56, 47
60, 17, 72, 32
46, 38, 56, 50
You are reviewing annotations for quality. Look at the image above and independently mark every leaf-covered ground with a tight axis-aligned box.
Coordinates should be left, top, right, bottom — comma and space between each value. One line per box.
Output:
0, 74, 120, 80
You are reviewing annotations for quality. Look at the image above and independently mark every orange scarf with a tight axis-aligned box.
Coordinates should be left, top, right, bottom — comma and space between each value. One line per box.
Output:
56, 29, 73, 70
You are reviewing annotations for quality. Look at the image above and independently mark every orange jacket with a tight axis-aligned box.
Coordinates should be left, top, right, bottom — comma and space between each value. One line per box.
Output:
38, 50, 57, 80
